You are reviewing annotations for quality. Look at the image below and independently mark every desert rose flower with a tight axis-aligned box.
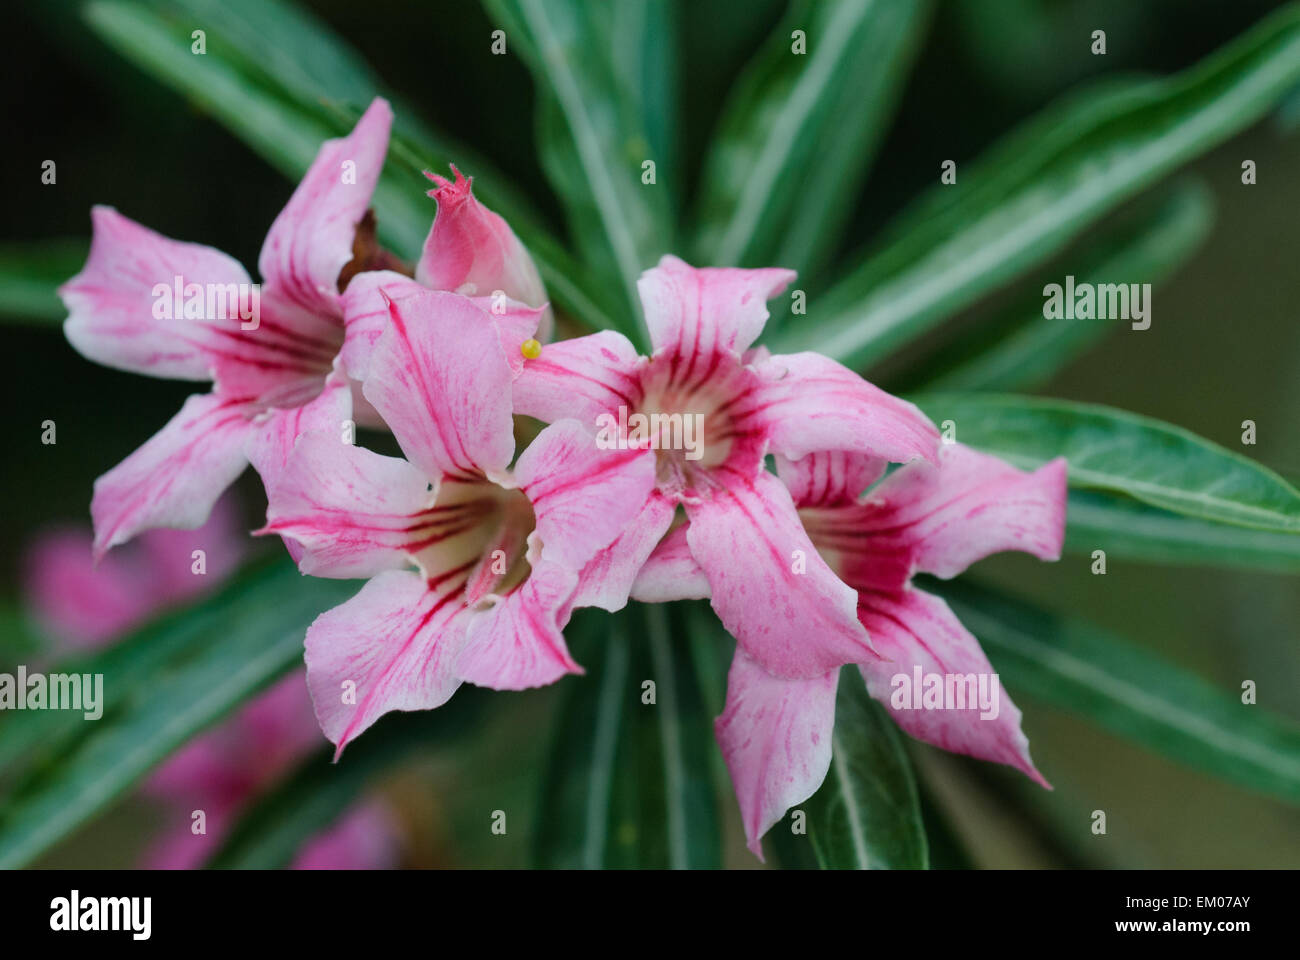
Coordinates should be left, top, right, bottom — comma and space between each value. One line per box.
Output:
260, 287, 653, 754
60, 98, 548, 559
637, 444, 1067, 856
511, 255, 940, 680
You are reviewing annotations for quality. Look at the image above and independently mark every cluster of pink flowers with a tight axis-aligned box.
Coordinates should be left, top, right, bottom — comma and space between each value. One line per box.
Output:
62, 98, 1067, 858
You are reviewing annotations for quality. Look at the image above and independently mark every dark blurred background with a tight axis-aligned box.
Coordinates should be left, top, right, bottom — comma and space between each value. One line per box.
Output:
2, 0, 1297, 867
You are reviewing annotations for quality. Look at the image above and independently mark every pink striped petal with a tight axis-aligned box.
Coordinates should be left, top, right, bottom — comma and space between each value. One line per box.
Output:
775, 450, 887, 508
362, 287, 515, 481
465, 295, 548, 377
417, 165, 547, 310
750, 351, 939, 464
61, 206, 251, 381
714, 647, 838, 860
515, 419, 657, 572
861, 445, 1067, 580
339, 270, 419, 381
258, 98, 393, 325
684, 470, 876, 679
511, 330, 644, 425
340, 272, 545, 382
247, 369, 352, 496
638, 255, 795, 361
457, 559, 581, 690
857, 587, 1048, 787
90, 392, 257, 559
577, 490, 677, 610
305, 570, 470, 755
260, 431, 436, 579
629, 518, 710, 603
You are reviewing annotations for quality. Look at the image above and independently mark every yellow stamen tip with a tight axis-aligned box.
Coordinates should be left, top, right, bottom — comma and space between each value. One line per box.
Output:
520, 338, 542, 360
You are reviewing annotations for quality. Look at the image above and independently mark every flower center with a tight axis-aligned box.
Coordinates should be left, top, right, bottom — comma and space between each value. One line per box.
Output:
411, 479, 537, 605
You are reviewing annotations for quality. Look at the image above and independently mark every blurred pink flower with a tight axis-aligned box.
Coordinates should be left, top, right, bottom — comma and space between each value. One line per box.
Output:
22, 496, 399, 869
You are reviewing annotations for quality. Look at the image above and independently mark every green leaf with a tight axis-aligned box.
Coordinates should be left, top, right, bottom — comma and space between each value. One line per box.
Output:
84, 0, 616, 335
606, 0, 680, 205
533, 604, 720, 868
931, 578, 1300, 803
769, 669, 928, 869
695, 0, 930, 281
911, 393, 1300, 532
485, 0, 673, 340
1065, 490, 1300, 574
912, 180, 1213, 393
208, 690, 486, 868
776, 6, 1300, 366
0, 240, 88, 324
0, 558, 352, 868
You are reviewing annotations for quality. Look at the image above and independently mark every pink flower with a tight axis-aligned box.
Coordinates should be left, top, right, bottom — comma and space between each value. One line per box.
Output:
142, 673, 399, 870
639, 444, 1067, 857
512, 254, 940, 679
22, 501, 399, 870
260, 287, 653, 754
60, 99, 547, 559
23, 495, 245, 652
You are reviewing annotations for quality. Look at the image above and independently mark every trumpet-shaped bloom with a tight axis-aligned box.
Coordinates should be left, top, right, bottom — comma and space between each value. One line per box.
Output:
61, 98, 548, 558
512, 255, 940, 681
639, 443, 1067, 856
261, 288, 653, 754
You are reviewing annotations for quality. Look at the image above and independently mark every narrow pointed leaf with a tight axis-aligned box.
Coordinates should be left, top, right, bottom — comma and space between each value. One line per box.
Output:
1065, 489, 1300, 573
776, 6, 1300, 366
912, 393, 1300, 532
912, 180, 1212, 393
769, 669, 928, 869
931, 578, 1300, 803
533, 604, 720, 868
484, 0, 674, 339
0, 559, 352, 868
695, 0, 931, 280
0, 241, 89, 324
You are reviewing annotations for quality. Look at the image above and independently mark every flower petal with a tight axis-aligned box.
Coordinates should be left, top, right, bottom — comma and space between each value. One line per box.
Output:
362, 287, 516, 481
774, 450, 888, 508
863, 445, 1067, 580
61, 206, 251, 381
714, 647, 838, 860
339, 269, 418, 382
260, 431, 437, 579
638, 254, 794, 362
857, 587, 1049, 787
246, 368, 353, 496
258, 97, 393, 324
579, 490, 677, 610
417, 164, 548, 311
457, 559, 581, 690
305, 569, 469, 755
90, 392, 257, 559
511, 329, 644, 425
629, 517, 710, 603
685, 470, 876, 679
750, 351, 939, 464
515, 419, 657, 572
292, 800, 400, 870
